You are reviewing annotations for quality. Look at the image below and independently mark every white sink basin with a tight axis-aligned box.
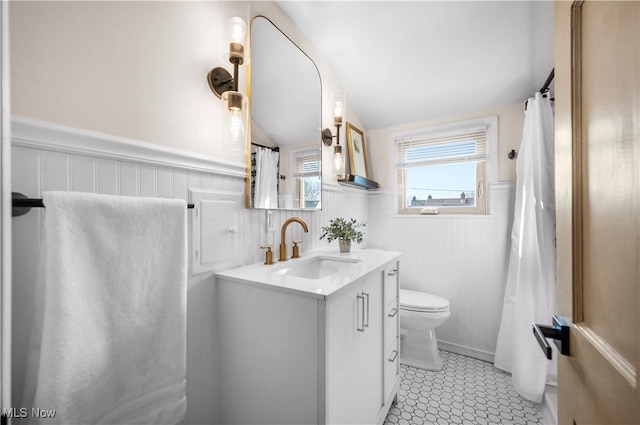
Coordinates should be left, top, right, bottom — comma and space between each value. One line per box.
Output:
274, 256, 362, 279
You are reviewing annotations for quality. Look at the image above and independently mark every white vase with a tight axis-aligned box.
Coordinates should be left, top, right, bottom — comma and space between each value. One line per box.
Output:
338, 239, 351, 253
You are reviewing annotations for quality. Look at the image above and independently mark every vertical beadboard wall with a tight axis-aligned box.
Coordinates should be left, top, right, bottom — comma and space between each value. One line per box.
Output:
10, 118, 368, 424
242, 183, 370, 266
367, 185, 515, 362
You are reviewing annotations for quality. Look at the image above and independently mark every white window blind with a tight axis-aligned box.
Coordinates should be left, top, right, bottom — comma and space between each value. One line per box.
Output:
395, 125, 487, 169
292, 149, 321, 178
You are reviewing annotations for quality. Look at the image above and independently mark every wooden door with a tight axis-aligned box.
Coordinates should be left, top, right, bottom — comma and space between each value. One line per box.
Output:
555, 1, 639, 424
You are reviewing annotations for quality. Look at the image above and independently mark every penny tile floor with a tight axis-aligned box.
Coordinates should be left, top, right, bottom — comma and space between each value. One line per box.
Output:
384, 351, 547, 425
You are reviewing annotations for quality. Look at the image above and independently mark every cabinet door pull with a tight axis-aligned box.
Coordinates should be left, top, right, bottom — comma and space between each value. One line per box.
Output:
387, 269, 398, 276
357, 294, 365, 332
363, 292, 370, 328
388, 308, 398, 318
388, 350, 398, 363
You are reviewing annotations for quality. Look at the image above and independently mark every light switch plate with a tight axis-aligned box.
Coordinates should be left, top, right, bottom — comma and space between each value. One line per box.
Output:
266, 210, 275, 233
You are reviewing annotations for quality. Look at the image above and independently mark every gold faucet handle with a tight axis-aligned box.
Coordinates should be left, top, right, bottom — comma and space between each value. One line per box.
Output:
292, 240, 303, 259
260, 245, 274, 265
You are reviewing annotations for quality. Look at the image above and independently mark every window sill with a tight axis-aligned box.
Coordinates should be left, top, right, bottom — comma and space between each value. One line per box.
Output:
391, 213, 496, 219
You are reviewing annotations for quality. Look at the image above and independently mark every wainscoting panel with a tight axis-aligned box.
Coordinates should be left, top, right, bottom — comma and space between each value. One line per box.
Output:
10, 117, 368, 424
368, 185, 515, 362
97, 158, 118, 195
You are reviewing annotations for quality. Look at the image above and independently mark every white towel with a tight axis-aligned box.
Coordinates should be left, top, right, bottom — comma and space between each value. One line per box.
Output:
23, 191, 188, 425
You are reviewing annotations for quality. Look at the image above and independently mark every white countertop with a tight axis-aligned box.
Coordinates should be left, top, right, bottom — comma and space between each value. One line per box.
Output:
215, 248, 401, 300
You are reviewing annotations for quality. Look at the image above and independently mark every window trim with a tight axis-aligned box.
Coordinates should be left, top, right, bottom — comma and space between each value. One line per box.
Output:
389, 116, 498, 215
289, 146, 322, 209
290, 147, 321, 179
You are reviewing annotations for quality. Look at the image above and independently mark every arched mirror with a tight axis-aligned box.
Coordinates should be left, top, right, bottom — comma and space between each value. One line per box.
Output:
248, 16, 322, 210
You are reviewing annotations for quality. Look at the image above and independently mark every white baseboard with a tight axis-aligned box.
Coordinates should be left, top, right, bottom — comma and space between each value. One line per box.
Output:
438, 340, 495, 363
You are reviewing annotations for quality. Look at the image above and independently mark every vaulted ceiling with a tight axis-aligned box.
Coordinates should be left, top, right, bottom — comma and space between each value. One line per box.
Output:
275, 1, 554, 131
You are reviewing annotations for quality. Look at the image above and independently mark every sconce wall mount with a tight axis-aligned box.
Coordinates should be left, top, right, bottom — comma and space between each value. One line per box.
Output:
322, 128, 333, 147
207, 67, 235, 100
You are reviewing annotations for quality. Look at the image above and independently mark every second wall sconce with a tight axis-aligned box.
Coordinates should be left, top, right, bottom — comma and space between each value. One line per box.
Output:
322, 101, 345, 178
207, 17, 247, 149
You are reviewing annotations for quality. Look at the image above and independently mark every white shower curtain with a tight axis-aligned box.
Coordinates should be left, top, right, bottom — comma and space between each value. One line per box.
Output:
494, 92, 556, 403
254, 147, 279, 209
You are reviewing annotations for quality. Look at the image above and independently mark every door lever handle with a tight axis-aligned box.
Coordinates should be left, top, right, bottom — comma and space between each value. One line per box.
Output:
533, 315, 570, 360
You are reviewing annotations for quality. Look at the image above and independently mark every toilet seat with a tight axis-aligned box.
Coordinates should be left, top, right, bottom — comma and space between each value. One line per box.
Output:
400, 289, 449, 313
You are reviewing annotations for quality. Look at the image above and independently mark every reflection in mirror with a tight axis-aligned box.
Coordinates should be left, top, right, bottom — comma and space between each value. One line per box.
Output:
249, 16, 322, 210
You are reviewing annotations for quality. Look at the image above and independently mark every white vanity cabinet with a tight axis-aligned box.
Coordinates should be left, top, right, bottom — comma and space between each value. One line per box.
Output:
215, 250, 401, 425
325, 268, 383, 424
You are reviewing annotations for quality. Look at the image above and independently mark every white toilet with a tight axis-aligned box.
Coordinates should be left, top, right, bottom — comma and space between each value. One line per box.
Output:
399, 288, 451, 371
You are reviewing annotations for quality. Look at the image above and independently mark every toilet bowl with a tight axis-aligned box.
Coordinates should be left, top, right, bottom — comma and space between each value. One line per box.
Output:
400, 289, 451, 371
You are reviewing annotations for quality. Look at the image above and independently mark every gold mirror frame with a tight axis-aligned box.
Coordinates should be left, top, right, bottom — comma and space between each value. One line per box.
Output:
246, 16, 323, 210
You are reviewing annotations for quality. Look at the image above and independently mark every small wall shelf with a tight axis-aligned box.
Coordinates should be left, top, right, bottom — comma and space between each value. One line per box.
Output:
337, 175, 379, 190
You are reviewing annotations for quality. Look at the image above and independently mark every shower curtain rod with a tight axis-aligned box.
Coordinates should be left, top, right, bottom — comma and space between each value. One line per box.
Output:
539, 68, 554, 94
251, 142, 279, 152
524, 68, 554, 111
513, 68, 555, 157
11, 192, 194, 218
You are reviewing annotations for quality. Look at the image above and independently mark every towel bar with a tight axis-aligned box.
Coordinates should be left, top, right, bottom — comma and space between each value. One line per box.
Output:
12, 192, 195, 217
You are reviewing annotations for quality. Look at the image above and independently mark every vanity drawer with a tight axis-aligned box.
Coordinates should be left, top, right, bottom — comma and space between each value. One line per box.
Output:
384, 337, 400, 403
384, 299, 399, 348
384, 262, 399, 307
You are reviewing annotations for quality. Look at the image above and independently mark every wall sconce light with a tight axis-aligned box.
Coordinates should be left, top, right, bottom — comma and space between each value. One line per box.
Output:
322, 101, 345, 178
207, 17, 247, 149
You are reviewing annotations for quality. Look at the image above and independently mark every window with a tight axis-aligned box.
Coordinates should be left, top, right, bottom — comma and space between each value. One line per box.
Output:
292, 148, 321, 209
393, 117, 497, 215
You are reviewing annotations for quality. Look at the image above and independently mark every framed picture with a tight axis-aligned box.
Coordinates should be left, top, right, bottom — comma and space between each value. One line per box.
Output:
346, 122, 369, 178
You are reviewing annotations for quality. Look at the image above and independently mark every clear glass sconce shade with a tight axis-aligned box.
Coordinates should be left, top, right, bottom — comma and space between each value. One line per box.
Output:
333, 145, 345, 179
228, 17, 247, 44
229, 111, 245, 150
333, 101, 344, 120
228, 109, 246, 152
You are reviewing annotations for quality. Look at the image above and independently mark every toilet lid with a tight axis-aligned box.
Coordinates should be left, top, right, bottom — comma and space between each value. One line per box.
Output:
400, 289, 450, 312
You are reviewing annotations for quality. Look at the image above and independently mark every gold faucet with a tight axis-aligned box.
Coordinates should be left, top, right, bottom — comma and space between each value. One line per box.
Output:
279, 217, 309, 261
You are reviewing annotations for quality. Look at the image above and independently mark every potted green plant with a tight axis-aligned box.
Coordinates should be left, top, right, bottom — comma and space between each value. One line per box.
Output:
319, 217, 366, 253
